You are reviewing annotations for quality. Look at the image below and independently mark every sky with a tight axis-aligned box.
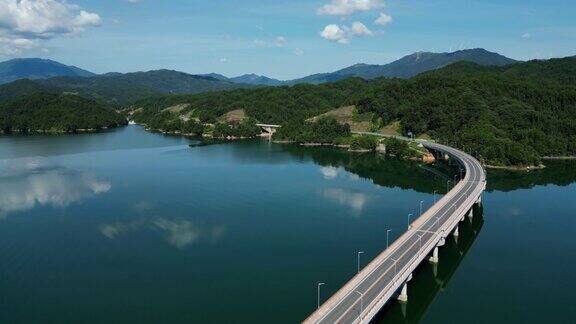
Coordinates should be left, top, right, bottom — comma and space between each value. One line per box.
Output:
0, 0, 574, 80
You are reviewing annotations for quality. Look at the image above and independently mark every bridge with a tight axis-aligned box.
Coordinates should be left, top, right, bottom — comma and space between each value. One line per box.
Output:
303, 139, 486, 324
256, 123, 281, 136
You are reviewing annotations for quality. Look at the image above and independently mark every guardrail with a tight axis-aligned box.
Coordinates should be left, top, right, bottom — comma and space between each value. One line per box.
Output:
304, 138, 486, 324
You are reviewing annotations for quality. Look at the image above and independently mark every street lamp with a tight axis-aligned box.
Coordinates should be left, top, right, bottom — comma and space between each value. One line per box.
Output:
317, 283, 325, 309
419, 200, 424, 216
357, 251, 365, 273
446, 180, 451, 193
407, 213, 413, 230
433, 190, 437, 204
355, 290, 364, 321
386, 229, 392, 249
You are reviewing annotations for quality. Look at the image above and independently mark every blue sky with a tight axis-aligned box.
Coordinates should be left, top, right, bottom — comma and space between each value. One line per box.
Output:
0, 0, 575, 79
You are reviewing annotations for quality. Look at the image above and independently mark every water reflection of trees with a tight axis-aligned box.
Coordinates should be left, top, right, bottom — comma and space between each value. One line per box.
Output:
280, 145, 450, 194
373, 206, 485, 324
202, 140, 576, 194
487, 160, 576, 192
280, 145, 576, 194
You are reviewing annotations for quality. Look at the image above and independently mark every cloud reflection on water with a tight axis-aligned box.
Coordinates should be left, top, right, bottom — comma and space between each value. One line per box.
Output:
0, 158, 111, 218
322, 188, 372, 215
99, 217, 226, 249
320, 166, 340, 180
320, 165, 361, 181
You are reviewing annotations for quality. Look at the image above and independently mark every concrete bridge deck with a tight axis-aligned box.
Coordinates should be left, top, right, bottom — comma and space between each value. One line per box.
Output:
303, 140, 486, 324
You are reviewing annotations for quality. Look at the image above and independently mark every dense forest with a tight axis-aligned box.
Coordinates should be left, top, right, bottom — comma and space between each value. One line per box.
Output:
274, 117, 352, 144
130, 56, 576, 167
0, 92, 127, 134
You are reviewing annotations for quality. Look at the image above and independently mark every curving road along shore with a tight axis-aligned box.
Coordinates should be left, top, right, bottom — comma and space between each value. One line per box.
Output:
303, 139, 486, 324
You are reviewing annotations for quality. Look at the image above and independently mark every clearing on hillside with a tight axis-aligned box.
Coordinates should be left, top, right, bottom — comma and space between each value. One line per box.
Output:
307, 106, 375, 132
218, 109, 246, 123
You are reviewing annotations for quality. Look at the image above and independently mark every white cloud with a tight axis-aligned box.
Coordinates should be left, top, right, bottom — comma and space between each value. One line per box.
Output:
275, 36, 286, 47
351, 22, 373, 36
254, 39, 267, 47
293, 47, 304, 56
318, 0, 384, 16
219, 57, 228, 63
0, 0, 101, 55
375, 12, 392, 26
0, 37, 38, 55
126, 0, 140, 3
320, 24, 349, 43
320, 22, 373, 44
521, 33, 531, 39
254, 36, 287, 48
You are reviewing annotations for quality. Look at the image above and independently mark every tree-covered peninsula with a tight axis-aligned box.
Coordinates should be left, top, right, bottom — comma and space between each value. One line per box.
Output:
0, 92, 127, 134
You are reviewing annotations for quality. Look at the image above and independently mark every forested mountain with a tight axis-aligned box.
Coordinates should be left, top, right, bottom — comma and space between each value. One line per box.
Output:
200, 73, 284, 86
288, 48, 517, 84
0, 69, 253, 106
130, 56, 576, 167
0, 92, 126, 133
202, 49, 517, 86
230, 74, 284, 86
0, 58, 95, 85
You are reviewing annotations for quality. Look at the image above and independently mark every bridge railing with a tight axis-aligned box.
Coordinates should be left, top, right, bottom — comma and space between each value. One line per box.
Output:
304, 141, 486, 324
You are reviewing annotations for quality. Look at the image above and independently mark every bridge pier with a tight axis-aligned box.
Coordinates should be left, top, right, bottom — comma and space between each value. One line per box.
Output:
398, 283, 408, 302
302, 141, 487, 324
429, 246, 439, 263
476, 195, 482, 206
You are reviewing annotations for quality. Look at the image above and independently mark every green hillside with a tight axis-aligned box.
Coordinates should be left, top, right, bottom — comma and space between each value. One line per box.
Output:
0, 92, 127, 134
0, 69, 254, 106
130, 56, 576, 167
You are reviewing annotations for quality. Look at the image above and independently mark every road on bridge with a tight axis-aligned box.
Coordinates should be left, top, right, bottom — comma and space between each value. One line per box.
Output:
304, 140, 486, 324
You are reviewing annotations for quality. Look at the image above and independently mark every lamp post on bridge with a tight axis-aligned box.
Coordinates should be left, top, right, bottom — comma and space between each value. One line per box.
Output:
446, 180, 451, 194
420, 200, 424, 217
386, 229, 392, 249
317, 282, 325, 309
357, 251, 365, 273
407, 213, 413, 230
433, 190, 437, 204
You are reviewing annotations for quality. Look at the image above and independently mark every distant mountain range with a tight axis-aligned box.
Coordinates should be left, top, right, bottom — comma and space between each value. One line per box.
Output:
0, 48, 518, 104
200, 73, 284, 86
286, 48, 517, 84
202, 48, 516, 85
0, 58, 94, 85
0, 69, 252, 105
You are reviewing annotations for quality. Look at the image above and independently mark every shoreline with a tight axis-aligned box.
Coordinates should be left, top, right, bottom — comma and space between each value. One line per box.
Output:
0, 125, 125, 135
484, 164, 546, 171
542, 156, 576, 160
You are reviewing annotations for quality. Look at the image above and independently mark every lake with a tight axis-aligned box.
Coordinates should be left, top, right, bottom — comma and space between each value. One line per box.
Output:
1, 126, 575, 323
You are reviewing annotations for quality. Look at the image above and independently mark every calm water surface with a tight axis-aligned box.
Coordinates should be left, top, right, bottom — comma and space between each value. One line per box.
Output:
0, 126, 575, 323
